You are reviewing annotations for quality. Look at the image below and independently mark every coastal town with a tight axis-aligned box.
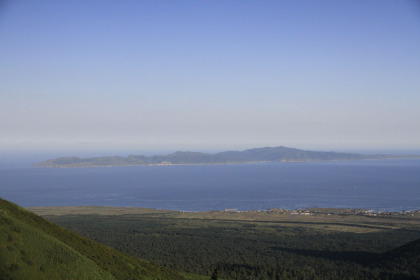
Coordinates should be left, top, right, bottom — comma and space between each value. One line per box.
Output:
222, 208, 420, 217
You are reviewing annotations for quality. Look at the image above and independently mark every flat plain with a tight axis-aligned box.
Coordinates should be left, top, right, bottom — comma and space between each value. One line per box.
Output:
29, 206, 420, 279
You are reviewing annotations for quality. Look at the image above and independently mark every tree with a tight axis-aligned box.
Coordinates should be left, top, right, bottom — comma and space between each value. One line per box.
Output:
210, 269, 218, 280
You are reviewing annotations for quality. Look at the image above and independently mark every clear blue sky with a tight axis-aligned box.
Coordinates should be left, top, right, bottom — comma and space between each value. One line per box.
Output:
1, 0, 419, 153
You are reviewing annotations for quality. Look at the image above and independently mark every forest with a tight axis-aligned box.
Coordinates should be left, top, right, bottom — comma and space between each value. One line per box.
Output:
37, 207, 420, 280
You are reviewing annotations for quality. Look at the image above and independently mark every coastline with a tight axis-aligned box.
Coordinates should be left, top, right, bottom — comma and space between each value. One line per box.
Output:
32, 157, 418, 168
26, 205, 420, 216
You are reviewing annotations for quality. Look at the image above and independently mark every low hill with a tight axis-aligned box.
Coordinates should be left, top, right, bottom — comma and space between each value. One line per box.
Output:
33, 146, 404, 167
0, 198, 188, 280
377, 237, 420, 278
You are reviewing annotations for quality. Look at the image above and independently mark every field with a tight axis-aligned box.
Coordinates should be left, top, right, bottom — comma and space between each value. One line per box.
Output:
29, 207, 420, 280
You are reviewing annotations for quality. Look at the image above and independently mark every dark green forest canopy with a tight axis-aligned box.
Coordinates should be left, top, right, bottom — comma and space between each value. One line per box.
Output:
32, 206, 420, 280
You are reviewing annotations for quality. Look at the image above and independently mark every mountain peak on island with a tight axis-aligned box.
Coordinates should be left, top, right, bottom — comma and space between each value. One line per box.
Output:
33, 145, 412, 168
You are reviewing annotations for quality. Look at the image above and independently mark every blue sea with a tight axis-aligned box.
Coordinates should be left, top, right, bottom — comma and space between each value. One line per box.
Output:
1, 158, 419, 212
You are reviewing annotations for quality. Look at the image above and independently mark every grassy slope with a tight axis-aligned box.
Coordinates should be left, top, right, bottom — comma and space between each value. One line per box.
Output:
0, 198, 188, 280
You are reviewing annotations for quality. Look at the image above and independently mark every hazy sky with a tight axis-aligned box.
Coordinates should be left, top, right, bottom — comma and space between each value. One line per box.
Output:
1, 0, 419, 153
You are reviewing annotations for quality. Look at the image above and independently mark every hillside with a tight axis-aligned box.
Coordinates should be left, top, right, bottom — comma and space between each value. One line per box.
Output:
377, 237, 420, 278
33, 146, 403, 167
0, 198, 189, 280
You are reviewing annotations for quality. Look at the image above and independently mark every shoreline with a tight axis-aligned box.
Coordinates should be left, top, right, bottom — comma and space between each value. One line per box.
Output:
32, 157, 419, 168
26, 205, 420, 216
33, 145, 420, 168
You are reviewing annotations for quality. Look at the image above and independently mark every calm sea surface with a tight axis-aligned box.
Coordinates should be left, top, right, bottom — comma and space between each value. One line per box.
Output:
1, 159, 419, 212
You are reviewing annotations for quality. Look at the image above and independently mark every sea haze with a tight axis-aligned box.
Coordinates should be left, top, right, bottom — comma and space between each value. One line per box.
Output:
1, 159, 419, 212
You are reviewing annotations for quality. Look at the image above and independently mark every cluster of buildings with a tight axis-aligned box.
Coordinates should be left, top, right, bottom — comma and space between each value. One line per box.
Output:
221, 208, 420, 217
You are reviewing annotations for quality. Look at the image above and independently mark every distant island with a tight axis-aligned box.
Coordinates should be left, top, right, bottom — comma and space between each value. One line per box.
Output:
33, 146, 419, 168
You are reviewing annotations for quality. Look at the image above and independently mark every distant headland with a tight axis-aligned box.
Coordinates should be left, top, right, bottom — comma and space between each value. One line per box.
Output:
33, 146, 419, 168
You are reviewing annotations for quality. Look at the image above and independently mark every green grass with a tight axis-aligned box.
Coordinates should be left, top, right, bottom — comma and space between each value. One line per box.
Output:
0, 202, 114, 279
0, 198, 193, 280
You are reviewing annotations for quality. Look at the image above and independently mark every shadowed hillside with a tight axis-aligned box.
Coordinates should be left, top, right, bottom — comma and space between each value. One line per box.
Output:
376, 237, 420, 278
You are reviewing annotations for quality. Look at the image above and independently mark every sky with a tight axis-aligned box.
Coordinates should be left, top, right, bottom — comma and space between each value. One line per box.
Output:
1, 0, 420, 154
